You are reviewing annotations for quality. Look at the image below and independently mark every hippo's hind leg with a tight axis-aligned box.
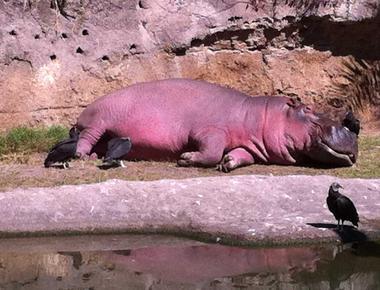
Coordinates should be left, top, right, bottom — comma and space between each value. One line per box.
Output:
217, 147, 255, 172
177, 128, 227, 168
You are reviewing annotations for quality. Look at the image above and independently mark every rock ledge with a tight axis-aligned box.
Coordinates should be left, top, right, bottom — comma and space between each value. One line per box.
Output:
2, 175, 380, 246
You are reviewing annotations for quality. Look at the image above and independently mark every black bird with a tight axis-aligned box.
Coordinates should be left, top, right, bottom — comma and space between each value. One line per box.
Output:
342, 111, 360, 135
326, 182, 359, 230
44, 126, 80, 169
102, 137, 132, 168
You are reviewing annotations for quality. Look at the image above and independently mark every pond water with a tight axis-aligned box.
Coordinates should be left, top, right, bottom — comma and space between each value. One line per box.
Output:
0, 235, 379, 290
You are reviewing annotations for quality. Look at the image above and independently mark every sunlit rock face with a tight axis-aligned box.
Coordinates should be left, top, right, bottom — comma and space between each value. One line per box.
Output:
0, 0, 379, 129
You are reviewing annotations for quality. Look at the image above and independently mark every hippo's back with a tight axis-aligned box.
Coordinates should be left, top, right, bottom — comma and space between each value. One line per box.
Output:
92, 78, 250, 106
76, 78, 267, 160
78, 78, 253, 128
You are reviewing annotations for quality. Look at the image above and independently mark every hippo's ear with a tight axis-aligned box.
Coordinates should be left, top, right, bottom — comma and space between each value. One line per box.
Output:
286, 97, 303, 107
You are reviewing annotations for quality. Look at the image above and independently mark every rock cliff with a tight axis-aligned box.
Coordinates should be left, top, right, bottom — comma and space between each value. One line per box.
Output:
1, 0, 379, 129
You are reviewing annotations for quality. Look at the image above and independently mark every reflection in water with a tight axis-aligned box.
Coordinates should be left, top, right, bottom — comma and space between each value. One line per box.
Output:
294, 242, 380, 290
108, 244, 321, 283
0, 238, 379, 289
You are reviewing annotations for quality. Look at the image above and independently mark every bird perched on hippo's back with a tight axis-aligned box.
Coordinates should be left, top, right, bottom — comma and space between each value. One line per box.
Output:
342, 110, 360, 136
326, 182, 359, 230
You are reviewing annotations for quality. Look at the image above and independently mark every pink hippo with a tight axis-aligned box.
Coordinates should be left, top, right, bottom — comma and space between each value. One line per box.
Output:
70, 78, 357, 171
106, 244, 320, 283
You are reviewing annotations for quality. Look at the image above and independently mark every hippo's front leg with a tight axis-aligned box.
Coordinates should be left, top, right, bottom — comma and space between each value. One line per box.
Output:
177, 129, 227, 168
76, 126, 106, 158
217, 147, 255, 172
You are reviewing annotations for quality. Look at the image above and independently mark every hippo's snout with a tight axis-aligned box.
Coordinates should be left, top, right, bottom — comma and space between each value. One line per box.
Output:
306, 123, 358, 167
317, 125, 358, 166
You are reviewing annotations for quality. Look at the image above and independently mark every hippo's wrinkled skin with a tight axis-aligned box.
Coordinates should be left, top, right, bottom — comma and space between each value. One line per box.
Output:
75, 78, 358, 171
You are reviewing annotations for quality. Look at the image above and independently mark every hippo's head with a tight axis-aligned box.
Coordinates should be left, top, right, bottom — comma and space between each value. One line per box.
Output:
285, 101, 358, 167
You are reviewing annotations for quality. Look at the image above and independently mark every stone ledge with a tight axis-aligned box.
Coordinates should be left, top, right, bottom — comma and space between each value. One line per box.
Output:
1, 175, 380, 246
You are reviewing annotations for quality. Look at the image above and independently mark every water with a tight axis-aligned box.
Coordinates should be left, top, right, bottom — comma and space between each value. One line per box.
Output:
0, 235, 379, 290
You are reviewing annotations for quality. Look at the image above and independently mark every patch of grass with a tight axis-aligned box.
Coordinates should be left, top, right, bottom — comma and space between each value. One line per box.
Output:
0, 126, 69, 157
0, 130, 378, 191
332, 134, 380, 178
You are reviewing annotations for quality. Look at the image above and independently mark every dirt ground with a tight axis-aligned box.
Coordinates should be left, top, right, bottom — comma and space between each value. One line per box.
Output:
0, 155, 336, 191
0, 133, 379, 192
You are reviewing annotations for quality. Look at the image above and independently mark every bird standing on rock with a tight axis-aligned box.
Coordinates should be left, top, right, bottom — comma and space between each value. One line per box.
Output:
326, 182, 359, 230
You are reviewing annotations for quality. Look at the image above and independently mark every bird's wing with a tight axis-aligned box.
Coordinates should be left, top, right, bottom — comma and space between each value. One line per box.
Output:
342, 112, 360, 135
48, 137, 77, 152
105, 138, 132, 160
44, 140, 77, 166
327, 196, 340, 220
336, 196, 359, 220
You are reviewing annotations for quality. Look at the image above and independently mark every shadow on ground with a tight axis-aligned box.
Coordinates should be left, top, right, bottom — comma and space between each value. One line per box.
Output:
307, 222, 368, 243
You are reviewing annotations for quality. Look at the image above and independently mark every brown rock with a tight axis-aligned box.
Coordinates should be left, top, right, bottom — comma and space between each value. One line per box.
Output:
0, 0, 379, 129
0, 175, 379, 246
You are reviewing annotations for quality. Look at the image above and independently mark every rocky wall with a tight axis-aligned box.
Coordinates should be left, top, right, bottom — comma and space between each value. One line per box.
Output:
0, 0, 379, 130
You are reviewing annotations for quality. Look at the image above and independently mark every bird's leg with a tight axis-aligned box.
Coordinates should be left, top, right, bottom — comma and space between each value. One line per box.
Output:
63, 162, 69, 169
120, 160, 126, 168
336, 220, 341, 231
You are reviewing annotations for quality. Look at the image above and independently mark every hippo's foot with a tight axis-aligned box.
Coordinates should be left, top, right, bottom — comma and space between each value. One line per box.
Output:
216, 155, 238, 173
177, 152, 200, 167
216, 148, 255, 172
75, 152, 98, 161
177, 151, 222, 168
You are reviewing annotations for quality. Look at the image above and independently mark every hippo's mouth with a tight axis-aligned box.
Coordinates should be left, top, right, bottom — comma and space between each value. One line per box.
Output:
317, 140, 355, 166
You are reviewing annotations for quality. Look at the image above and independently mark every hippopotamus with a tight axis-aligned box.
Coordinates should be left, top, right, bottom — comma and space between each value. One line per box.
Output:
74, 78, 358, 172
107, 244, 320, 283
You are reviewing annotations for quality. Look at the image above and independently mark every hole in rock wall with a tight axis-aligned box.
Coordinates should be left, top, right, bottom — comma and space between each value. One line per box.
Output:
82, 29, 89, 36
228, 16, 243, 22
34, 34, 40, 39
50, 54, 57, 60
172, 47, 186, 56
101, 55, 110, 61
61, 33, 68, 39
138, 0, 146, 8
76, 47, 84, 54
190, 38, 202, 47
9, 30, 17, 36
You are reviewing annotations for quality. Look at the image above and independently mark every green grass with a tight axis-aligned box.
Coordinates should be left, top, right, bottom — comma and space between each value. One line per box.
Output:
0, 126, 69, 157
0, 127, 379, 185
332, 134, 380, 178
